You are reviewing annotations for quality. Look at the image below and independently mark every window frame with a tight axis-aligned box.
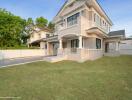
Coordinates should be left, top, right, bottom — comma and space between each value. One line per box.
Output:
96, 38, 102, 49
67, 13, 80, 27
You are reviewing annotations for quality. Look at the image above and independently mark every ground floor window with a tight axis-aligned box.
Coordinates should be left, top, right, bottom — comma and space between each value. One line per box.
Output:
71, 39, 79, 52
96, 38, 101, 49
71, 39, 79, 48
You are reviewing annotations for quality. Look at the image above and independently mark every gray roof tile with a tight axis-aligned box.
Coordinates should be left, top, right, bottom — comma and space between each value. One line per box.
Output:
109, 30, 125, 37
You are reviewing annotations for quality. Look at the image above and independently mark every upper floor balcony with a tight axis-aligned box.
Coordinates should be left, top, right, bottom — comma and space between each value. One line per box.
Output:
90, 21, 110, 34
55, 12, 81, 37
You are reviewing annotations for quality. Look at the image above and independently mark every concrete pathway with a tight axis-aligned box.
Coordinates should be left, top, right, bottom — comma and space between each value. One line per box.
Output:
0, 56, 45, 68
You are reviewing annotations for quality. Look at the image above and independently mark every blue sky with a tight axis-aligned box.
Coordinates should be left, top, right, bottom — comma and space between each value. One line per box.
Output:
0, 0, 132, 36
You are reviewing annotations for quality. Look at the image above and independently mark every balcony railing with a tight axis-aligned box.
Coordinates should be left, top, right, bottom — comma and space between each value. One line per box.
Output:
61, 48, 103, 60
91, 21, 109, 33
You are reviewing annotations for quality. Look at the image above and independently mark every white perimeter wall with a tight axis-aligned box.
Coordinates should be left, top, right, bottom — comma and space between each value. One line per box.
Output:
119, 40, 132, 55
0, 49, 46, 60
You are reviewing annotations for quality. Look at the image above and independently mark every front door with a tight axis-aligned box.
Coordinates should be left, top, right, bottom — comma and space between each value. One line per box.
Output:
53, 43, 58, 56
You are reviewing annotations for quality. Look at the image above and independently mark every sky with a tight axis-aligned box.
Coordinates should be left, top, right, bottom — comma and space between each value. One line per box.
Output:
0, 0, 132, 36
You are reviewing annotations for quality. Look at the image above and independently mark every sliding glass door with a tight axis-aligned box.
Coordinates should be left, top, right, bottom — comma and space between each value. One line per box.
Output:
71, 39, 79, 52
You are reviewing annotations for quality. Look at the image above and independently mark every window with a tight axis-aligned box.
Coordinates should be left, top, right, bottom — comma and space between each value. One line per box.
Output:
97, 15, 100, 25
46, 34, 50, 38
94, 13, 96, 22
103, 20, 104, 25
71, 39, 79, 48
67, 13, 80, 26
71, 39, 79, 52
100, 18, 102, 26
96, 38, 101, 49
45, 44, 47, 49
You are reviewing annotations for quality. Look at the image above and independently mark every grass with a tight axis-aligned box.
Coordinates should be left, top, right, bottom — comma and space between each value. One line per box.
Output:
0, 56, 132, 100
0, 45, 39, 50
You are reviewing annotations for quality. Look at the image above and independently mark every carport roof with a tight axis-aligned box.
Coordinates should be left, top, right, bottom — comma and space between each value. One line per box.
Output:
108, 30, 125, 37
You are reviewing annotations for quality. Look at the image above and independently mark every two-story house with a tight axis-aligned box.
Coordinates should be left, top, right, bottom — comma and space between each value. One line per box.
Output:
28, 27, 51, 49
34, 0, 125, 62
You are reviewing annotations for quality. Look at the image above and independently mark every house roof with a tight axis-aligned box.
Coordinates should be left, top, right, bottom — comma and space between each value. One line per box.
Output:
95, 0, 113, 25
53, 0, 113, 25
31, 27, 51, 34
108, 30, 125, 37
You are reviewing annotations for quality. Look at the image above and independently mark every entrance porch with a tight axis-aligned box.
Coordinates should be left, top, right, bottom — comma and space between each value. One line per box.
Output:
56, 34, 103, 62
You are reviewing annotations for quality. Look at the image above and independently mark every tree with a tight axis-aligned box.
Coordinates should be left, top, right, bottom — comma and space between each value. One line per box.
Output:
21, 18, 34, 44
0, 8, 26, 47
48, 22, 55, 32
35, 17, 48, 28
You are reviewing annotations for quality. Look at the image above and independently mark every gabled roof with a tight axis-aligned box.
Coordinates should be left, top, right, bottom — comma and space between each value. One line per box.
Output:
53, 0, 113, 25
55, 0, 68, 18
95, 0, 113, 25
108, 30, 125, 37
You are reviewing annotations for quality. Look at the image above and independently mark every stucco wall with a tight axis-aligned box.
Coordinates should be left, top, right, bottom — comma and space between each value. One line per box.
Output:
119, 40, 132, 55
0, 50, 46, 60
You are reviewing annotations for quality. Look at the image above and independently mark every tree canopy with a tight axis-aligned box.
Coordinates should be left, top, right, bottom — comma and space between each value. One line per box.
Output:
48, 22, 55, 32
0, 8, 55, 48
0, 8, 26, 47
35, 17, 48, 28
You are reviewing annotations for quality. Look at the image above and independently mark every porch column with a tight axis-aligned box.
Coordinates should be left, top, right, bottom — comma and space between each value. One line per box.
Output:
79, 36, 82, 49
58, 38, 63, 55
115, 42, 119, 51
46, 42, 50, 55
59, 38, 63, 49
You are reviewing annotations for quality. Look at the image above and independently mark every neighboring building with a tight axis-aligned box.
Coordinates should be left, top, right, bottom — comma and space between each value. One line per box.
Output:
119, 37, 132, 55
29, 0, 132, 62
28, 27, 51, 49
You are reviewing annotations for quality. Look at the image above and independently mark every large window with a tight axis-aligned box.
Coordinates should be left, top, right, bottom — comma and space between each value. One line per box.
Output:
96, 38, 101, 49
67, 13, 79, 27
71, 39, 79, 52
71, 39, 79, 48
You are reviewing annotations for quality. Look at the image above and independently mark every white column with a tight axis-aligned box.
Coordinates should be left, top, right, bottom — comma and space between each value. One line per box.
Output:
79, 36, 82, 49
46, 42, 49, 55
59, 38, 62, 49
115, 42, 119, 51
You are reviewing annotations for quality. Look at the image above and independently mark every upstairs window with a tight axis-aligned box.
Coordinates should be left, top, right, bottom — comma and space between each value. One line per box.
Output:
67, 13, 80, 27
46, 34, 50, 38
94, 13, 96, 22
100, 18, 102, 26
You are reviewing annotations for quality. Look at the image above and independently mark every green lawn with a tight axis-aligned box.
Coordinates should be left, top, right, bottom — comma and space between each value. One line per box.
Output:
0, 56, 132, 100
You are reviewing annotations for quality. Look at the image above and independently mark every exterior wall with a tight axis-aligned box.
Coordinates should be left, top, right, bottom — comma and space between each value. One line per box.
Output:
61, 0, 85, 17
108, 42, 116, 52
90, 8, 110, 33
119, 40, 132, 55
83, 37, 96, 49
62, 48, 103, 62
81, 49, 103, 61
40, 42, 46, 49
0, 50, 46, 60
29, 31, 49, 43
58, 24, 81, 38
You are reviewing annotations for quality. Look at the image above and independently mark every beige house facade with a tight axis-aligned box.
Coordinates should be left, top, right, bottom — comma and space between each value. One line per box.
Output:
29, 0, 129, 62
28, 27, 51, 49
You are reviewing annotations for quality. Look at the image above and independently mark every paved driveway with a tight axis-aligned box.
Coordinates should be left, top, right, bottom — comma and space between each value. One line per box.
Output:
0, 56, 45, 68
